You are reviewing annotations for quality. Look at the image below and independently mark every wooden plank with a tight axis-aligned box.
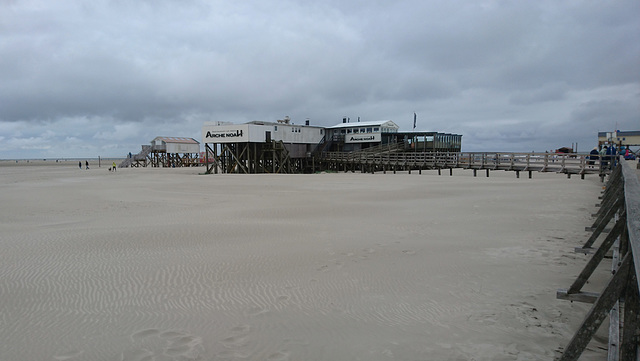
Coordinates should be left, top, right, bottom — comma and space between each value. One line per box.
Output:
621, 160, 640, 290
608, 242, 621, 361
586, 226, 612, 232
608, 300, 620, 361
620, 267, 639, 360
557, 289, 599, 304
558, 253, 632, 361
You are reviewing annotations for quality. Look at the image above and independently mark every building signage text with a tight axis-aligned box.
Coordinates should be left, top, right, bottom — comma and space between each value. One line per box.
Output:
205, 130, 244, 139
345, 133, 381, 143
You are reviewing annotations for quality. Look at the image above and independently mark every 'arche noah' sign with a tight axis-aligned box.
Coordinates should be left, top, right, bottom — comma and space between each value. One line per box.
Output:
202, 125, 250, 143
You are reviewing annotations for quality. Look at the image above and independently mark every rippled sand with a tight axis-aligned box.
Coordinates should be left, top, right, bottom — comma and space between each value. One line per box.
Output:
0, 164, 608, 360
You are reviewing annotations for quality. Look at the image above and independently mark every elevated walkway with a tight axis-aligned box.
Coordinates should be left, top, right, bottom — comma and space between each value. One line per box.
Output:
318, 151, 610, 178
556, 158, 640, 360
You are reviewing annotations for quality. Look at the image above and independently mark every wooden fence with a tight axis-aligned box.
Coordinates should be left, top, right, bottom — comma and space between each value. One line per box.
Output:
319, 151, 609, 178
556, 158, 639, 360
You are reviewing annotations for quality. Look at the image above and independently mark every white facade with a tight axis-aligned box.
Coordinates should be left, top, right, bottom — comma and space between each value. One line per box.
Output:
151, 137, 200, 153
167, 142, 199, 154
326, 120, 399, 143
202, 122, 324, 144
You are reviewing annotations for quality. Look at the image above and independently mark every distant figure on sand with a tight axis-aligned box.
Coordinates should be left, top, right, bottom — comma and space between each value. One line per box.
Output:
85, 160, 89, 170
112, 162, 117, 172
79, 161, 82, 169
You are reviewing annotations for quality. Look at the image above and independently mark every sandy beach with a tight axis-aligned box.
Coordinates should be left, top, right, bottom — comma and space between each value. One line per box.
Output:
0, 163, 611, 360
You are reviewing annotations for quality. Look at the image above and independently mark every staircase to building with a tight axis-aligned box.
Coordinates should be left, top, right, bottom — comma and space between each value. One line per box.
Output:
119, 145, 152, 168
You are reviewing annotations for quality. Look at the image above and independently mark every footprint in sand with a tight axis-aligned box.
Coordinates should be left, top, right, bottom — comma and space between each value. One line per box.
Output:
267, 350, 291, 361
121, 329, 204, 361
221, 334, 248, 348
53, 350, 84, 360
130, 328, 161, 341
217, 324, 253, 359
246, 306, 270, 317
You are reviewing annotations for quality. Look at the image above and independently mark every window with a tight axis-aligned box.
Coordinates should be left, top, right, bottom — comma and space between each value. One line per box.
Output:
374, 127, 379, 132
347, 129, 352, 134
274, 126, 278, 131
353, 128, 359, 134
366, 127, 372, 133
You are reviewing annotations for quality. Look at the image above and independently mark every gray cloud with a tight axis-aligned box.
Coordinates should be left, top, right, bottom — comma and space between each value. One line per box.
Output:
1, 0, 638, 158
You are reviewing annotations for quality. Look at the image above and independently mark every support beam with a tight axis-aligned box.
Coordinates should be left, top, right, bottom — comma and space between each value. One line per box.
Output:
583, 197, 624, 249
567, 218, 625, 294
558, 253, 631, 361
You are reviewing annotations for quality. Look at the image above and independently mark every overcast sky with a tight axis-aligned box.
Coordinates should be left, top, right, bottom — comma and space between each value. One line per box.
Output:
1, 0, 638, 159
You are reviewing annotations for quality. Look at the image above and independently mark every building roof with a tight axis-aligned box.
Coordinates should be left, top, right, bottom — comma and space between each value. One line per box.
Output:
598, 131, 640, 137
327, 120, 399, 129
153, 137, 200, 144
246, 120, 323, 128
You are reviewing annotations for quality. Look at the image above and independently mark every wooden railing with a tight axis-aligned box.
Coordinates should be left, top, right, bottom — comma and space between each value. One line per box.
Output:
556, 158, 639, 360
349, 140, 405, 154
319, 151, 609, 176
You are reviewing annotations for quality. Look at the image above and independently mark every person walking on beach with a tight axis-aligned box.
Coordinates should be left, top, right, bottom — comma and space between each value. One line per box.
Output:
85, 160, 89, 170
588, 147, 598, 168
112, 161, 117, 172
603, 146, 611, 169
611, 145, 617, 168
79, 161, 82, 169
